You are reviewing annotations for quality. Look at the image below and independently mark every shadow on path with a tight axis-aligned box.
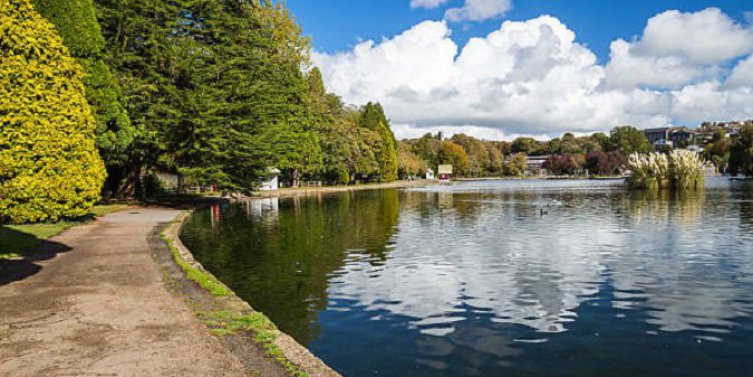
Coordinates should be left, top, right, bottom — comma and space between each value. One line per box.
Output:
0, 227, 72, 286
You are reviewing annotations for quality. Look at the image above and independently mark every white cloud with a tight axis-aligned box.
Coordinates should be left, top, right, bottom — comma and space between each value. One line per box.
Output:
445, 0, 512, 22
726, 55, 753, 88
410, 0, 449, 9
314, 8, 753, 140
605, 8, 753, 90
636, 8, 753, 64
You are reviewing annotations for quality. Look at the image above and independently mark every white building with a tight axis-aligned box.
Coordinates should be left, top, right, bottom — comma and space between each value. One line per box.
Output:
426, 169, 435, 180
260, 167, 281, 191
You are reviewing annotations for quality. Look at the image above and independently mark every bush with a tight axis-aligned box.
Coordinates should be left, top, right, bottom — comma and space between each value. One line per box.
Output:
0, 0, 106, 223
627, 150, 704, 190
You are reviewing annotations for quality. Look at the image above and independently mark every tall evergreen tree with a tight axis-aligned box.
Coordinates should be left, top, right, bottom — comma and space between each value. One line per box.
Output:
33, 0, 135, 195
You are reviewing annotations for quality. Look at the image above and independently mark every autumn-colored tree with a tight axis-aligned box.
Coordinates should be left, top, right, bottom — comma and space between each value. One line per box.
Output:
438, 141, 470, 176
0, 0, 106, 222
503, 153, 528, 177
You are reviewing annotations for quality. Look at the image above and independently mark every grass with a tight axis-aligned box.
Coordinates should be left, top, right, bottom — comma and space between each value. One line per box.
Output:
159, 228, 230, 297
0, 204, 128, 260
201, 310, 308, 377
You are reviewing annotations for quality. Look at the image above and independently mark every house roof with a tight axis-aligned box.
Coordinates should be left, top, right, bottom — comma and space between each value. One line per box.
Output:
438, 164, 453, 175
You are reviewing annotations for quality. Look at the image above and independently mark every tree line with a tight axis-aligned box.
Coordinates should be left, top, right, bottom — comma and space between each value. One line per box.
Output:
1, 0, 398, 222
397, 126, 656, 179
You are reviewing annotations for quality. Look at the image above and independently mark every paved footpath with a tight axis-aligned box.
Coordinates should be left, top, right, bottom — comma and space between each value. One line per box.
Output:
0, 207, 247, 377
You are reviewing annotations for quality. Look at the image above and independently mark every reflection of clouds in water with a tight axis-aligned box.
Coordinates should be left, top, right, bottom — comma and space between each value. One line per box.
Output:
329, 186, 753, 340
330, 195, 606, 335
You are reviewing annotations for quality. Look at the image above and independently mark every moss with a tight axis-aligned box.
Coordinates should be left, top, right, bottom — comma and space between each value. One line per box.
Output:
200, 310, 308, 377
159, 229, 230, 297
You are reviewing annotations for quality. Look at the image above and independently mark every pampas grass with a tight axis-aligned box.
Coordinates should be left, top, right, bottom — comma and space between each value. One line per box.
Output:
627, 150, 705, 190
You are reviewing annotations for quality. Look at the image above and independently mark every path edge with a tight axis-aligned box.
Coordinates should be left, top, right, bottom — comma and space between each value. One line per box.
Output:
161, 210, 342, 377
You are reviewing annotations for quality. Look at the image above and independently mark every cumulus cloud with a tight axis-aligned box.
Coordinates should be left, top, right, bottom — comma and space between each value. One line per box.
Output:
314, 8, 753, 139
445, 0, 512, 22
605, 8, 753, 89
410, 0, 449, 9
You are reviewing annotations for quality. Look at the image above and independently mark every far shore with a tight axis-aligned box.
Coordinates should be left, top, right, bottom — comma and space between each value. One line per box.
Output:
251, 179, 439, 198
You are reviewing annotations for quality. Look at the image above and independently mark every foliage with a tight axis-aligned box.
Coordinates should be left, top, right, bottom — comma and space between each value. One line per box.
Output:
438, 141, 470, 176
359, 102, 398, 182
451, 134, 503, 176
627, 150, 704, 190
729, 123, 753, 177
503, 153, 528, 177
0, 0, 106, 223
703, 131, 731, 174
511, 137, 540, 155
585, 151, 623, 175
397, 141, 427, 179
33, 0, 134, 191
609, 126, 653, 155
543, 154, 585, 176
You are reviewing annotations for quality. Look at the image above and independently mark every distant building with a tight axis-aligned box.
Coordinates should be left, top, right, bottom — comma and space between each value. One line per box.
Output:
525, 155, 550, 175
644, 127, 697, 149
259, 167, 281, 191
438, 164, 453, 181
426, 169, 435, 180
644, 127, 672, 145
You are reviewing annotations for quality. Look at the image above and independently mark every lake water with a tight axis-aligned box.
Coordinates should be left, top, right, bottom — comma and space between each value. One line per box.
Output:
181, 178, 753, 377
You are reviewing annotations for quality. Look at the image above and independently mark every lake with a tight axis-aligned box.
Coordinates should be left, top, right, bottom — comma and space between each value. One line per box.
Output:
180, 178, 753, 377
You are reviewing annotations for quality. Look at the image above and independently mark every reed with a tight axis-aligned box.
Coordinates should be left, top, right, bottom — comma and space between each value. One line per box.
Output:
627, 150, 705, 190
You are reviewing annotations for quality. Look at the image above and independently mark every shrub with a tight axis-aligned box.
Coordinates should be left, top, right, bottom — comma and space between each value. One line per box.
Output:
627, 150, 704, 190
0, 0, 106, 223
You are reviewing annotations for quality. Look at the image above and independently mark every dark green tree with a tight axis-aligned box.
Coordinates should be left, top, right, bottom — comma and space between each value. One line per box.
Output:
33, 0, 134, 195
729, 123, 753, 177
608, 126, 652, 155
359, 102, 398, 182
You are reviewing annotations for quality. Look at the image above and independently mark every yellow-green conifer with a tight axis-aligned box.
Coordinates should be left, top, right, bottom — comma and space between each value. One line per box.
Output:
0, 0, 106, 223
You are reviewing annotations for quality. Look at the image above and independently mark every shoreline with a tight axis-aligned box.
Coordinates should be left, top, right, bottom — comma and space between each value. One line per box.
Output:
252, 179, 438, 198
163, 211, 341, 377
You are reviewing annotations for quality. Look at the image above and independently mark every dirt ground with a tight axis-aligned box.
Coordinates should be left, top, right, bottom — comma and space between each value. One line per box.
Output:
0, 208, 253, 377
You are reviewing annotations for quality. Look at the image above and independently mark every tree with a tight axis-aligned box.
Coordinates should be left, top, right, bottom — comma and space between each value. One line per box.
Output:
511, 137, 540, 155
1, 0, 106, 222
33, 0, 135, 195
359, 102, 398, 182
397, 141, 426, 179
586, 151, 623, 176
438, 141, 470, 176
543, 154, 585, 176
729, 123, 753, 177
609, 126, 652, 155
704, 135, 732, 174
503, 153, 528, 177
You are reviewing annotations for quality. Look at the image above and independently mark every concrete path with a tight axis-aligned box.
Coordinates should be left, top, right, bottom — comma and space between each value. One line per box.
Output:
0, 207, 248, 377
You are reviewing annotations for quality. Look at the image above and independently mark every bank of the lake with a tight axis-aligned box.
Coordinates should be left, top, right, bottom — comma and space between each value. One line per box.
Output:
253, 179, 438, 198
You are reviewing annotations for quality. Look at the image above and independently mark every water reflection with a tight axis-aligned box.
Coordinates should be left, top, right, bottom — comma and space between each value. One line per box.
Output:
181, 178, 753, 377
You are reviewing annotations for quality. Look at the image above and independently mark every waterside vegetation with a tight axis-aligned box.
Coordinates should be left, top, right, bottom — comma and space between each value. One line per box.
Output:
627, 150, 706, 190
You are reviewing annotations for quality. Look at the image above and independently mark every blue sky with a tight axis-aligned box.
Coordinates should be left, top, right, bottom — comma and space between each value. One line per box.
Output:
288, 0, 751, 63
288, 1, 753, 140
